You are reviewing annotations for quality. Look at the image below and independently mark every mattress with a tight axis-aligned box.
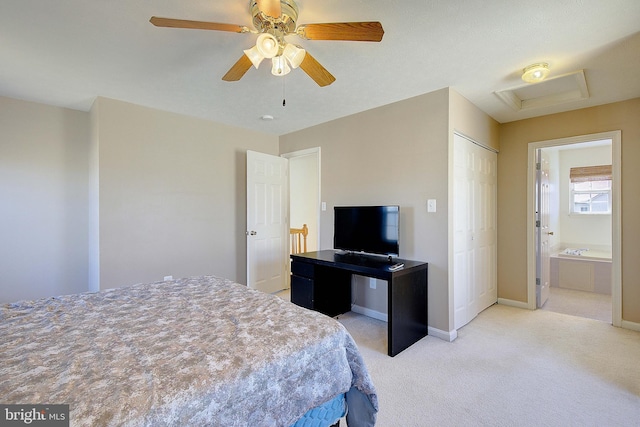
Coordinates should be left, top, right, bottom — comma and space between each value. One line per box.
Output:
292, 393, 346, 427
0, 276, 377, 426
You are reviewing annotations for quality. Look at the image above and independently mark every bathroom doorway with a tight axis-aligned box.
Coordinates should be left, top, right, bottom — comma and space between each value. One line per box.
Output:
527, 131, 621, 325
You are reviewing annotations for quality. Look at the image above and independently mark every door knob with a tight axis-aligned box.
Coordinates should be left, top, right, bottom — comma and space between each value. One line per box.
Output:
547, 231, 554, 235
246, 230, 257, 236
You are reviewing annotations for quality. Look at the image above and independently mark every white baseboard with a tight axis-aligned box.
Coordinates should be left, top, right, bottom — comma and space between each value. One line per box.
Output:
428, 326, 457, 342
351, 304, 457, 342
351, 304, 387, 322
351, 301, 640, 342
498, 298, 532, 310
621, 319, 640, 332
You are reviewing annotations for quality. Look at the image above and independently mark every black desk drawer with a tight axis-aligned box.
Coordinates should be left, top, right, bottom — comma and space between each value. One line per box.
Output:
291, 275, 314, 309
291, 260, 315, 278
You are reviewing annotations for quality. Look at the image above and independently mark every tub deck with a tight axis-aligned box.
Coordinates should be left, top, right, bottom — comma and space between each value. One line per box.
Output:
551, 249, 612, 295
556, 250, 612, 262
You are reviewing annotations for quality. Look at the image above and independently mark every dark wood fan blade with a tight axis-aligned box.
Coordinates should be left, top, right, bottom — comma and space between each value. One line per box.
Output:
297, 22, 384, 42
299, 52, 336, 87
150, 16, 247, 33
222, 55, 253, 81
256, 0, 281, 18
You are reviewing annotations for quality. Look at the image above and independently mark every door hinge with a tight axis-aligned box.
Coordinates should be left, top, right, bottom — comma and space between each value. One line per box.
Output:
536, 162, 541, 170
536, 278, 540, 286
535, 220, 540, 228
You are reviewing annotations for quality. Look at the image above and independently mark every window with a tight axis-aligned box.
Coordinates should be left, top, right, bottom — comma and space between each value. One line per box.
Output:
570, 165, 612, 214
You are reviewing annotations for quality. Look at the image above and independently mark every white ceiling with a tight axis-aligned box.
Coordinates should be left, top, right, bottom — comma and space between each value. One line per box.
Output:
2, 0, 639, 136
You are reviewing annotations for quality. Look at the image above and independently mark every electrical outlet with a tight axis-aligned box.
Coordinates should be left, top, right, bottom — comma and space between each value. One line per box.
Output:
164, 275, 173, 281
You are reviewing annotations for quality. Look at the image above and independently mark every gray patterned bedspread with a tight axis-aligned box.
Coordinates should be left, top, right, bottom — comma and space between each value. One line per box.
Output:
0, 276, 378, 426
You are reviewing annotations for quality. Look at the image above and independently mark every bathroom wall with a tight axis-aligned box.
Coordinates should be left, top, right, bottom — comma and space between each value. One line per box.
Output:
557, 144, 612, 251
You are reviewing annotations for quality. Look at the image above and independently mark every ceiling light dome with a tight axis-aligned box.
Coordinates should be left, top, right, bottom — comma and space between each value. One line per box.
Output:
522, 63, 550, 83
243, 45, 264, 69
282, 44, 305, 69
271, 56, 291, 76
256, 33, 279, 58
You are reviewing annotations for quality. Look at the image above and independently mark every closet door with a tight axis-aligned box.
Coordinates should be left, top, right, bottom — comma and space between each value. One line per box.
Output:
453, 134, 497, 330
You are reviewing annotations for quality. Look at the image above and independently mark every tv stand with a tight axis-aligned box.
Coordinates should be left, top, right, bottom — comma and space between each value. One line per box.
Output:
290, 250, 428, 357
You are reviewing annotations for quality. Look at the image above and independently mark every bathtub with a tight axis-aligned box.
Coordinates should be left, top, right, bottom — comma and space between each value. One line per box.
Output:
550, 248, 612, 295
557, 248, 612, 262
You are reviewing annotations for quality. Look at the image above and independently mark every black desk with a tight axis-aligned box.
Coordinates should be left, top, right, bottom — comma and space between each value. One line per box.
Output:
290, 250, 428, 357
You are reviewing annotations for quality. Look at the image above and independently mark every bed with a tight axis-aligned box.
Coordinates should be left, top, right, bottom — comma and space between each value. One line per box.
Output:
0, 276, 378, 426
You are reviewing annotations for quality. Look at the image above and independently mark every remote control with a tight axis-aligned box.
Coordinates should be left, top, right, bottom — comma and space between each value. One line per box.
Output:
388, 263, 404, 271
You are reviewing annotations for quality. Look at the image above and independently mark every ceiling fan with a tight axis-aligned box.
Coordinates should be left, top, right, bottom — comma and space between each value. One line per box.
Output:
150, 0, 384, 87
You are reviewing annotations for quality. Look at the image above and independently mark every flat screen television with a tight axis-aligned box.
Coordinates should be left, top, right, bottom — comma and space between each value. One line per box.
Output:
334, 205, 399, 257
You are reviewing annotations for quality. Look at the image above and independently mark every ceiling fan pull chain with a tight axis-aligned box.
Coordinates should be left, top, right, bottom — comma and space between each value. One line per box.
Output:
282, 74, 286, 107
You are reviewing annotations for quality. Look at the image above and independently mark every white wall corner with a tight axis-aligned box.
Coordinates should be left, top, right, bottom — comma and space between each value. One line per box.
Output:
497, 298, 532, 310
428, 326, 458, 342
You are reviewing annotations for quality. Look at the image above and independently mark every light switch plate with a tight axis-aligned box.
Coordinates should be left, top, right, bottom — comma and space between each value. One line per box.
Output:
427, 199, 436, 213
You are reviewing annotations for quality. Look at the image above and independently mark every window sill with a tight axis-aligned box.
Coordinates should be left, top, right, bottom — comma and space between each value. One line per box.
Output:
569, 212, 611, 216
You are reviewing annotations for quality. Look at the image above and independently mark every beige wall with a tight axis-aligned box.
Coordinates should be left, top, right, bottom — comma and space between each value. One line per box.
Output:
1, 95, 278, 301
0, 96, 90, 303
280, 88, 499, 334
449, 89, 500, 152
498, 98, 640, 323
6, 90, 637, 328
91, 97, 279, 289
281, 89, 450, 331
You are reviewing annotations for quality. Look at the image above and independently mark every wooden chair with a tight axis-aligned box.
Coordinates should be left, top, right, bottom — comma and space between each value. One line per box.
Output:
290, 224, 308, 254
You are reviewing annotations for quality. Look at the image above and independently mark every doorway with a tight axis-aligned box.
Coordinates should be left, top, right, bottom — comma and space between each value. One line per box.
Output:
527, 131, 621, 326
281, 147, 321, 286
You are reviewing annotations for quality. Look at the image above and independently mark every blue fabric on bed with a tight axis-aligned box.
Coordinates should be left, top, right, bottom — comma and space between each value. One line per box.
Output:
291, 393, 346, 427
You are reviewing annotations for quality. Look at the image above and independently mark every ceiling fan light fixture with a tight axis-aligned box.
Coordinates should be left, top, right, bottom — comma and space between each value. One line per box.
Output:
271, 56, 291, 76
243, 46, 264, 69
522, 62, 550, 83
150, 0, 384, 87
256, 33, 279, 58
282, 44, 305, 68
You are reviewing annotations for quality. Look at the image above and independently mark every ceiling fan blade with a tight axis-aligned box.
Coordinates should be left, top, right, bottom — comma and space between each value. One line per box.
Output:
256, 0, 281, 18
299, 52, 336, 87
297, 22, 384, 42
150, 16, 249, 33
222, 55, 253, 81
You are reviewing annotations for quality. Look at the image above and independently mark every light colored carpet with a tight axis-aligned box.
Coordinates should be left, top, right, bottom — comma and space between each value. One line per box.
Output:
337, 305, 640, 426
276, 289, 640, 426
541, 287, 611, 322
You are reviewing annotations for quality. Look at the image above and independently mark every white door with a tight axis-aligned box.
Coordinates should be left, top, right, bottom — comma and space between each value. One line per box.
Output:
246, 150, 288, 294
453, 134, 497, 330
536, 149, 551, 307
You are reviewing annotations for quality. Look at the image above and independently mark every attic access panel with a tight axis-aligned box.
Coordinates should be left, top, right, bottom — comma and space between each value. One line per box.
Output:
495, 70, 589, 111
